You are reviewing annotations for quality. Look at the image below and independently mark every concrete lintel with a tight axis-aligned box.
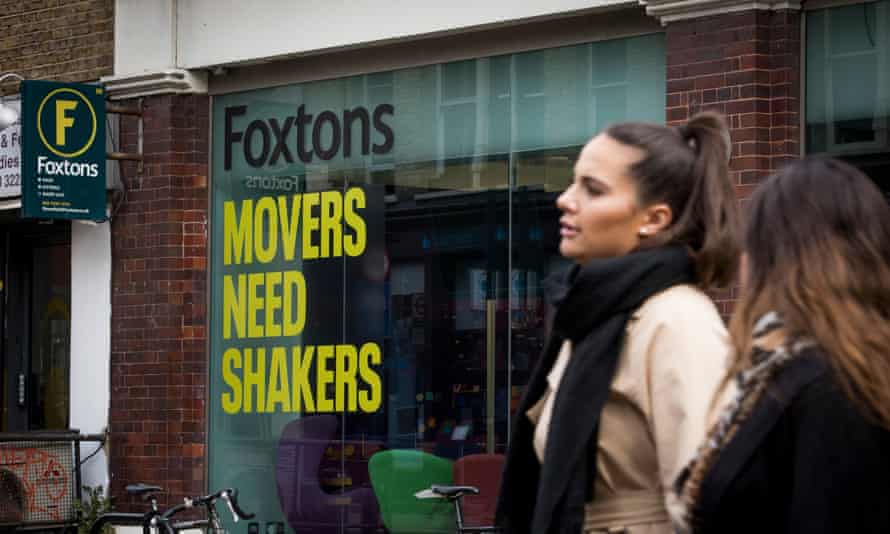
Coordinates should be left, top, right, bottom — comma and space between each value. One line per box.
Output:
100, 69, 208, 100
641, 0, 800, 24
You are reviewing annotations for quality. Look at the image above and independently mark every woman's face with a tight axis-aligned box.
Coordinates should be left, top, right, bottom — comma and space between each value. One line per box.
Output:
556, 134, 657, 264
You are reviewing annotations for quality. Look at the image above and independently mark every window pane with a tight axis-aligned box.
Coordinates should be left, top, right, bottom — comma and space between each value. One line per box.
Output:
806, 1, 890, 155
209, 32, 666, 534
29, 243, 71, 430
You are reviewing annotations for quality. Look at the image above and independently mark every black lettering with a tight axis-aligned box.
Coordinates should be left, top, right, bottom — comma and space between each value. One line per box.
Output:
224, 105, 247, 170
312, 111, 341, 161
296, 104, 314, 163
243, 120, 271, 168
372, 104, 395, 155
268, 117, 295, 165
342, 107, 370, 157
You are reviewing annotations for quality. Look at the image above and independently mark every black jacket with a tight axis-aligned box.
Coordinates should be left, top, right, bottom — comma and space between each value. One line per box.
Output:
693, 350, 890, 534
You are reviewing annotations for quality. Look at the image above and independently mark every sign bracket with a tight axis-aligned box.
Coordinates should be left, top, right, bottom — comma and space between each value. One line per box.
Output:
105, 99, 143, 175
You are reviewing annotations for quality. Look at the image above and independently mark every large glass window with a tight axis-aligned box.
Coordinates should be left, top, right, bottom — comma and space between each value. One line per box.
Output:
210, 33, 665, 534
807, 1, 890, 189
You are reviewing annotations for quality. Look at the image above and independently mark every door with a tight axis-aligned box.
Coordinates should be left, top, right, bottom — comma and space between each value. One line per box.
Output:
2, 219, 71, 432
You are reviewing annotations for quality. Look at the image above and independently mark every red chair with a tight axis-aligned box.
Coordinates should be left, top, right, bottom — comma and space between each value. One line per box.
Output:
452, 454, 505, 528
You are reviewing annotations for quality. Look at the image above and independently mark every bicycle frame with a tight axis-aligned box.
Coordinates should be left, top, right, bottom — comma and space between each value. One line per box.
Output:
89, 510, 160, 534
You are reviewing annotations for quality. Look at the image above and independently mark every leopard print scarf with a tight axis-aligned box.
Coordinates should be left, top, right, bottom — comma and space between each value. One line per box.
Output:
672, 312, 815, 533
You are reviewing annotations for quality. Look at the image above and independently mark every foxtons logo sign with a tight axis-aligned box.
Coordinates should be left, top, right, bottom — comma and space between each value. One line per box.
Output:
37, 88, 99, 159
22, 80, 105, 220
224, 104, 394, 170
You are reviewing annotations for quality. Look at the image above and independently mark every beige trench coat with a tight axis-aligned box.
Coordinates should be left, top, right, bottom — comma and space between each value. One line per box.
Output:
526, 284, 730, 534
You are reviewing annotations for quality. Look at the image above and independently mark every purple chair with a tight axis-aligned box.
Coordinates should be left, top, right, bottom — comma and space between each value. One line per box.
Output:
275, 415, 380, 533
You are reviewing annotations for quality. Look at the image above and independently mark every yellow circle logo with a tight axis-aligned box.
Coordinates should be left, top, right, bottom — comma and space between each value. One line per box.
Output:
36, 88, 97, 158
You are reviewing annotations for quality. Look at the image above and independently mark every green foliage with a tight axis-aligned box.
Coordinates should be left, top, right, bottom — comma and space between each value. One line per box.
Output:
74, 485, 114, 534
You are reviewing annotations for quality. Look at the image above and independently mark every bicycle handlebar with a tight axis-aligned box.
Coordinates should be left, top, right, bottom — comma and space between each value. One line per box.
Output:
222, 488, 256, 522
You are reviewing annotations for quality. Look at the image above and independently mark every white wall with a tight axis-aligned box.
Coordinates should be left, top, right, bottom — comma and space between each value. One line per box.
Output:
115, 0, 634, 75
70, 221, 111, 492
114, 0, 176, 76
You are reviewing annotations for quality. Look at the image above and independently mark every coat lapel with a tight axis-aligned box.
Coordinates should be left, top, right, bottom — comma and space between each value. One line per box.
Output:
532, 316, 628, 533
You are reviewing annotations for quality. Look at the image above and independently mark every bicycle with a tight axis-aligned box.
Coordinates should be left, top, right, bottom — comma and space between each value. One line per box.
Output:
89, 483, 254, 534
156, 487, 254, 534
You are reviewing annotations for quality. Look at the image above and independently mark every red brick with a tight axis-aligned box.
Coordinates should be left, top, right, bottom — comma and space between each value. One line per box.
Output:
110, 94, 210, 511
0, 2, 113, 96
694, 74, 727, 90
667, 9, 801, 313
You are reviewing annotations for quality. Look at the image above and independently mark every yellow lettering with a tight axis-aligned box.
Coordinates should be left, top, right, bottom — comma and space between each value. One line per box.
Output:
283, 270, 307, 336
247, 273, 264, 338
344, 188, 366, 256
254, 196, 278, 263
266, 347, 291, 412
278, 195, 302, 261
221, 348, 242, 414
292, 345, 315, 412
320, 191, 343, 259
316, 344, 334, 412
55, 100, 77, 146
302, 192, 320, 259
359, 342, 382, 412
265, 272, 282, 337
223, 274, 245, 340
224, 200, 253, 265
243, 347, 266, 413
335, 344, 358, 412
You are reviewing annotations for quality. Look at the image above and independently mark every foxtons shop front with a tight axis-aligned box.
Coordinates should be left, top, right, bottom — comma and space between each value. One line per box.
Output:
209, 33, 666, 533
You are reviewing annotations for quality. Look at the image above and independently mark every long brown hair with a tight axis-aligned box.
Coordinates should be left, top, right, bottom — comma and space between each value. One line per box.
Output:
606, 112, 739, 289
729, 157, 890, 428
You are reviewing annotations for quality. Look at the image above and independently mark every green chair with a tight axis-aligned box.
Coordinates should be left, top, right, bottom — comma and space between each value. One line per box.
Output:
368, 449, 455, 533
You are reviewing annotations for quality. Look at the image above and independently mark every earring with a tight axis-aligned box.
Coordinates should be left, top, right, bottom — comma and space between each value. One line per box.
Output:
638, 228, 649, 237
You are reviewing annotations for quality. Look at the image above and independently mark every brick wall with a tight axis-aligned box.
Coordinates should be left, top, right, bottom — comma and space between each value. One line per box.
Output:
110, 94, 210, 510
665, 10, 801, 314
0, 0, 113, 94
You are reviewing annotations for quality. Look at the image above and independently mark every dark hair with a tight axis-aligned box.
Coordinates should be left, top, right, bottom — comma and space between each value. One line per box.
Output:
727, 157, 890, 428
605, 112, 739, 289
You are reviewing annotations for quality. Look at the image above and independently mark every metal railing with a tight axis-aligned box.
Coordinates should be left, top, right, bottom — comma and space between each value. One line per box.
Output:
0, 430, 105, 531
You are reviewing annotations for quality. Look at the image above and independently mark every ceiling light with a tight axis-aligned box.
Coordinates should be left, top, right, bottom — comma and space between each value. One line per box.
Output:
0, 73, 25, 132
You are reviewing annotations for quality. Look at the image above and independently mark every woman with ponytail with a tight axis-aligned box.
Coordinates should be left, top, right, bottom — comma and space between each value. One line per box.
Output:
495, 112, 740, 534
673, 157, 890, 534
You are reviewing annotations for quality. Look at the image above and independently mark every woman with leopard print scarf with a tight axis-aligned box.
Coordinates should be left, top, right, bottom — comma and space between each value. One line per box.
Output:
673, 157, 890, 534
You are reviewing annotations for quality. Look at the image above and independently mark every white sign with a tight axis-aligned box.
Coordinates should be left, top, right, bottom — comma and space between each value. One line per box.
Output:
0, 100, 21, 199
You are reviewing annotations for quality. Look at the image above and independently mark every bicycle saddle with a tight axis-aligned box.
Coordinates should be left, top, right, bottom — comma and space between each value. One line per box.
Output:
126, 483, 163, 497
431, 485, 480, 498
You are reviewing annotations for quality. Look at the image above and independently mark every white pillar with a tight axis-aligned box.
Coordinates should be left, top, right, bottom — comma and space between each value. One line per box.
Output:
69, 220, 111, 492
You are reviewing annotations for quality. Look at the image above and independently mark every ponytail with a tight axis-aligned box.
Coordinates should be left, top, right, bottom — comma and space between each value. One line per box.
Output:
606, 112, 740, 289
675, 113, 740, 288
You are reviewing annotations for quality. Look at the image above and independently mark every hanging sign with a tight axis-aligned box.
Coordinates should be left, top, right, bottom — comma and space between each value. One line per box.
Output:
21, 80, 105, 220
0, 99, 22, 199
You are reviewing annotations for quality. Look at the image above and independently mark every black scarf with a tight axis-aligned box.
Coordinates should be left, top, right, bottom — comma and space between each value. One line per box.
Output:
496, 246, 694, 534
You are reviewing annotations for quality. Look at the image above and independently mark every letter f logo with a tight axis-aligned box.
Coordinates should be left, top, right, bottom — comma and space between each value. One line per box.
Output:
55, 100, 77, 146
